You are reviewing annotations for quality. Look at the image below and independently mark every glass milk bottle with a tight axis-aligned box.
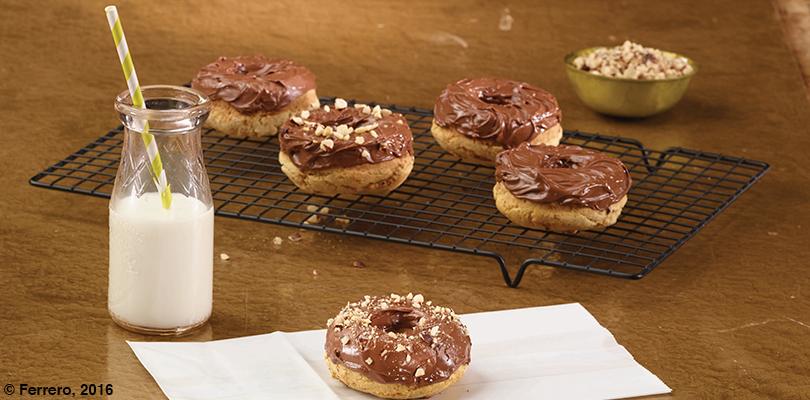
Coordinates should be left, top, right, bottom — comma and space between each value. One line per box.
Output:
109, 85, 213, 336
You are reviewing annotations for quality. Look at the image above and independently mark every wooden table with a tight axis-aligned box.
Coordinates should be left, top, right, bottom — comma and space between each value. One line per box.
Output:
2, 0, 809, 398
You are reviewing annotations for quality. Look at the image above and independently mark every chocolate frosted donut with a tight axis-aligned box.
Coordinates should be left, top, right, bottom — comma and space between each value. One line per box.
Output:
278, 99, 414, 195
325, 293, 471, 399
191, 56, 319, 137
431, 77, 563, 164
493, 143, 631, 232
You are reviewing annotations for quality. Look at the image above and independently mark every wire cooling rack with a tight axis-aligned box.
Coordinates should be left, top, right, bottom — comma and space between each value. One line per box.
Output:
30, 98, 769, 287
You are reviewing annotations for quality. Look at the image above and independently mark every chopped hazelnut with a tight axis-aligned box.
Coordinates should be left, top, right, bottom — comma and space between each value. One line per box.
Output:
355, 136, 366, 145
219, 253, 230, 261
320, 139, 335, 151
300, 110, 310, 119
334, 98, 348, 110
415, 368, 425, 377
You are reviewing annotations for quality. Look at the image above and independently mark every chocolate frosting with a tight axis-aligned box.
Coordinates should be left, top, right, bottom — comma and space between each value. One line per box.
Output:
279, 102, 413, 171
495, 143, 632, 210
434, 77, 561, 148
191, 56, 316, 114
325, 294, 471, 388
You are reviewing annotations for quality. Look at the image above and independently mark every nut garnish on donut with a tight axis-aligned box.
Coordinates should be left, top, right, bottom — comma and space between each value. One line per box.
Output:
279, 99, 414, 196
325, 293, 471, 399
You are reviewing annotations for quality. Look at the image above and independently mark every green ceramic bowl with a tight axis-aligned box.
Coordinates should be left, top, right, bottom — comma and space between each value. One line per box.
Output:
564, 47, 697, 118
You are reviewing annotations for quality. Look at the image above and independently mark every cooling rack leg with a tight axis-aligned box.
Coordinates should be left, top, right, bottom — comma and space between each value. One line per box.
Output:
510, 259, 543, 288
484, 254, 513, 287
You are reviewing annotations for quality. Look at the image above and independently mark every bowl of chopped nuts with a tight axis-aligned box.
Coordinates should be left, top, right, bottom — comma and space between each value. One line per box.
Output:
565, 41, 696, 118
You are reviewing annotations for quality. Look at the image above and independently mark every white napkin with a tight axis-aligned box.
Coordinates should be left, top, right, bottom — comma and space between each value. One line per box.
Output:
129, 303, 671, 400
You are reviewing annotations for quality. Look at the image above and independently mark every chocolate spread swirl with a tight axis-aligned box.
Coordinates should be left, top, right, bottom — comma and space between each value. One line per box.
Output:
434, 77, 561, 148
495, 143, 632, 210
325, 294, 471, 387
191, 56, 316, 114
279, 104, 413, 171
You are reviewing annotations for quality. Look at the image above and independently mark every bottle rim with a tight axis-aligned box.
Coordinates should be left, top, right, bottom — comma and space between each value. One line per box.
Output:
114, 85, 211, 123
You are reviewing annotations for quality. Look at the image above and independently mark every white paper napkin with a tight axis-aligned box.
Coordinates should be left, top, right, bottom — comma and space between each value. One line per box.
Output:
129, 303, 671, 400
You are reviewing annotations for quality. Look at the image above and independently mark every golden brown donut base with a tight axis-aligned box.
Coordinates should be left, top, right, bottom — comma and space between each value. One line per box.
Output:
493, 182, 627, 232
326, 356, 468, 399
205, 89, 319, 137
430, 121, 562, 165
279, 151, 414, 196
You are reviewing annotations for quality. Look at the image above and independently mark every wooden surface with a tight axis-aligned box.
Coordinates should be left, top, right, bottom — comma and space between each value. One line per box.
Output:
2, 0, 809, 398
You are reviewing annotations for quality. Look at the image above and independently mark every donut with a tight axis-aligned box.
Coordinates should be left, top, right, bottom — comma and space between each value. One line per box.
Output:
493, 143, 631, 232
191, 56, 319, 137
278, 99, 414, 196
432, 77, 562, 164
325, 293, 471, 399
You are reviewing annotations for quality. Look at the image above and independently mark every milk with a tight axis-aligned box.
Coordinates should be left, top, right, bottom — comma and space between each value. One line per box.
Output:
109, 193, 213, 331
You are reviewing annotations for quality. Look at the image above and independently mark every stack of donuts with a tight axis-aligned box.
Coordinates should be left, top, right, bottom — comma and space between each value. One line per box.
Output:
192, 56, 631, 233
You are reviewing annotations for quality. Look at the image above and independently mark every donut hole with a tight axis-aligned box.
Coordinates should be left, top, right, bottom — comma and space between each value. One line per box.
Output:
544, 154, 590, 169
479, 85, 520, 105
479, 93, 512, 105
371, 309, 423, 334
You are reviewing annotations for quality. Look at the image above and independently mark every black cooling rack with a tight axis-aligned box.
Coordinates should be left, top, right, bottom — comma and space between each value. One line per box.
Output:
30, 98, 769, 287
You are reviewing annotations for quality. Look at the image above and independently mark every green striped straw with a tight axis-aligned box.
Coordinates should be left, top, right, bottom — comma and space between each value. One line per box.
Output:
104, 5, 172, 209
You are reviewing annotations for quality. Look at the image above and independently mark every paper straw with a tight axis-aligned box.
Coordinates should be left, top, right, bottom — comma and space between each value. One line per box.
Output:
104, 5, 172, 209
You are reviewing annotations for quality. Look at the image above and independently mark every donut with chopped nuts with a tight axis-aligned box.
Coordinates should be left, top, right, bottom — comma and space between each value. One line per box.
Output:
191, 56, 319, 137
494, 143, 631, 232
278, 99, 414, 196
325, 293, 471, 399
432, 77, 562, 164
